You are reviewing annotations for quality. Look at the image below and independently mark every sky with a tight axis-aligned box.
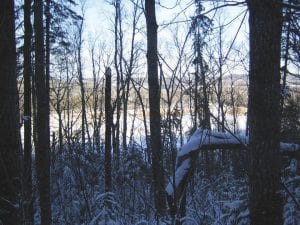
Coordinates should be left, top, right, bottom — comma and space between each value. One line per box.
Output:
82, 0, 198, 45
84, 0, 114, 35
82, 0, 248, 36
77, 0, 249, 78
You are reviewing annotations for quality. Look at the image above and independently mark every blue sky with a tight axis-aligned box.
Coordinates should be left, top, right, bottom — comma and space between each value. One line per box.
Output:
79, 0, 249, 78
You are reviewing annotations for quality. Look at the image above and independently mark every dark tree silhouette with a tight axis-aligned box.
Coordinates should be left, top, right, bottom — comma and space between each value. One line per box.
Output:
247, 0, 283, 224
145, 0, 166, 219
34, 0, 52, 224
0, 0, 21, 224
105, 67, 112, 193
23, 0, 34, 224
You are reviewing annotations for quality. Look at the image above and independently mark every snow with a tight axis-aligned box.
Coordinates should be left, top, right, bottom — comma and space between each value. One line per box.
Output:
167, 129, 247, 196
177, 129, 208, 157
178, 129, 247, 158
223, 200, 244, 211
280, 143, 300, 153
166, 158, 191, 195
22, 115, 31, 121
167, 128, 300, 197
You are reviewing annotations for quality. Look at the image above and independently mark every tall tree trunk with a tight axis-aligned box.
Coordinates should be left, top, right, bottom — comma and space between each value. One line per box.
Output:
123, 80, 129, 152
217, 26, 225, 132
53, 83, 64, 154
23, 0, 34, 224
65, 59, 72, 151
281, 3, 291, 109
123, 2, 140, 152
45, 0, 51, 151
247, 1, 283, 225
91, 45, 100, 151
34, 0, 52, 224
230, 73, 237, 134
145, 0, 166, 219
113, 0, 122, 166
131, 79, 151, 162
105, 67, 112, 193
0, 1, 21, 224
76, 18, 86, 151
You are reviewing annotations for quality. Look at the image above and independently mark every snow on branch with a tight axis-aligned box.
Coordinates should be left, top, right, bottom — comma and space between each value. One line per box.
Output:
166, 129, 300, 197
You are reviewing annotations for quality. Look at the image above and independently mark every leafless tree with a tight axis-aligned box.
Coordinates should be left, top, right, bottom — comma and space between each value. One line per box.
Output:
145, 0, 166, 219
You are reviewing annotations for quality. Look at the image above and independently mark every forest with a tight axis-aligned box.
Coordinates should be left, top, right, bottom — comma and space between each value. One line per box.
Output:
1, 0, 300, 224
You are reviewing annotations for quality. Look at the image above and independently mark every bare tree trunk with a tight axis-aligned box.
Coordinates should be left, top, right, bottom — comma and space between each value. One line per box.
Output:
105, 67, 112, 193
123, 80, 129, 152
230, 73, 237, 134
58, 93, 63, 153
23, 0, 34, 224
217, 26, 225, 132
34, 0, 52, 224
76, 18, 86, 151
90, 44, 100, 151
122, 1, 140, 153
145, 0, 166, 219
45, 0, 51, 138
281, 3, 291, 109
65, 58, 72, 151
131, 79, 151, 162
0, 1, 21, 224
51, 76, 66, 154
113, 0, 122, 167
247, 1, 283, 225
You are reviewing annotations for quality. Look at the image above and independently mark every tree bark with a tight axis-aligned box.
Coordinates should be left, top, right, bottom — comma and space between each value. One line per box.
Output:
45, 0, 51, 154
76, 18, 86, 151
145, 0, 166, 219
34, 0, 52, 224
23, 0, 34, 224
0, 1, 21, 224
105, 67, 112, 193
247, 1, 283, 225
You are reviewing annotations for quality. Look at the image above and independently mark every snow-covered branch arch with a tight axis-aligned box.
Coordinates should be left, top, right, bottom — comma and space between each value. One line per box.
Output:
166, 129, 300, 215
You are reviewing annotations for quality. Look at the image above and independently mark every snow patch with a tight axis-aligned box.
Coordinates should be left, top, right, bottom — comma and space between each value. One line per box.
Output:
166, 158, 191, 195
